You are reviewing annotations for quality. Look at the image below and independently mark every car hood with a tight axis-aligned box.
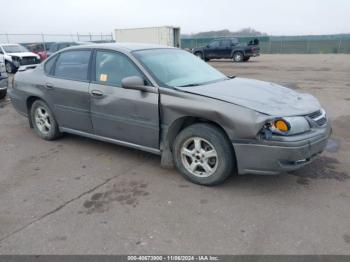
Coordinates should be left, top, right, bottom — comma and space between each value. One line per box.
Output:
176, 77, 321, 116
8, 52, 39, 58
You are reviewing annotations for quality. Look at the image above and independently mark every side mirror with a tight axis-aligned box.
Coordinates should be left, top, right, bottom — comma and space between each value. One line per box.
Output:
121, 76, 155, 93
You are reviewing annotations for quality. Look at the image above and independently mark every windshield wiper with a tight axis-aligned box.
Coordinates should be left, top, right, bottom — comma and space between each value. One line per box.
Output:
178, 83, 201, 87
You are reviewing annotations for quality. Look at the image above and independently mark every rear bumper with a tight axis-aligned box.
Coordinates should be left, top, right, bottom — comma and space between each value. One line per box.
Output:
8, 88, 28, 116
233, 124, 331, 175
245, 51, 260, 57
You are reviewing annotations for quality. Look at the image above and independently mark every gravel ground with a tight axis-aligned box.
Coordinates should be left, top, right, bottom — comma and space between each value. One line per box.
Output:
0, 54, 349, 254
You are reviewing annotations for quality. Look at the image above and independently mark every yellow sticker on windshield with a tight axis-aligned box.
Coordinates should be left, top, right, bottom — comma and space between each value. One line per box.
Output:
100, 74, 108, 82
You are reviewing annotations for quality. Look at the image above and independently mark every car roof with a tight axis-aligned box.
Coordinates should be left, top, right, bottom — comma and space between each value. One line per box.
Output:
52, 41, 89, 45
66, 42, 174, 52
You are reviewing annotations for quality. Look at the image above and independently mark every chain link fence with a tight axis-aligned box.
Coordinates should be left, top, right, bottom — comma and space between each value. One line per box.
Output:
0, 33, 114, 49
181, 35, 350, 54
2, 33, 350, 54
260, 39, 350, 54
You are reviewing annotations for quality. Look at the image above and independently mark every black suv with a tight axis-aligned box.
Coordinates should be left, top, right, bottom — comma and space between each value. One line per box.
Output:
192, 38, 260, 62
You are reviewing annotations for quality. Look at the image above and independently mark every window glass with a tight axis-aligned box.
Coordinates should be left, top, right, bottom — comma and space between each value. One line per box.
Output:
220, 40, 232, 47
44, 55, 57, 75
208, 41, 220, 48
134, 49, 227, 87
54, 50, 91, 81
231, 38, 239, 45
95, 51, 143, 86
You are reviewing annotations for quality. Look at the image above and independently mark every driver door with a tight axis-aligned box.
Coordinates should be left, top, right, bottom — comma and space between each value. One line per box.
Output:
205, 40, 220, 59
89, 50, 159, 150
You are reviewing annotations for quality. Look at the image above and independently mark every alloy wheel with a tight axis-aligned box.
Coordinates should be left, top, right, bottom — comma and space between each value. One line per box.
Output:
180, 137, 218, 177
34, 106, 52, 135
234, 53, 242, 62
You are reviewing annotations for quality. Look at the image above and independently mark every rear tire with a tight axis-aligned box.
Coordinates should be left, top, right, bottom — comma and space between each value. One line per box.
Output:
233, 52, 244, 62
173, 123, 235, 186
30, 100, 61, 140
0, 89, 6, 100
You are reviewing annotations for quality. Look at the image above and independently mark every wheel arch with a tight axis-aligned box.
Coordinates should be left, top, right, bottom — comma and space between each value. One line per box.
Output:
26, 96, 50, 128
193, 50, 205, 60
193, 50, 204, 57
161, 116, 236, 168
231, 49, 245, 58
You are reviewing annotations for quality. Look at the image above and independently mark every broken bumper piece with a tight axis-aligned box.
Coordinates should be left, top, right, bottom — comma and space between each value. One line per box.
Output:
233, 123, 331, 175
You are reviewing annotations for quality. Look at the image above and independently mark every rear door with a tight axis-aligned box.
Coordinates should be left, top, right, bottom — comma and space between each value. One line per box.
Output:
89, 50, 159, 149
205, 40, 220, 58
219, 39, 233, 58
45, 50, 93, 132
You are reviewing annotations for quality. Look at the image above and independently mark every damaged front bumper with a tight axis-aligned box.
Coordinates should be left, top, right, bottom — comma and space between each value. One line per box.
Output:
233, 123, 332, 175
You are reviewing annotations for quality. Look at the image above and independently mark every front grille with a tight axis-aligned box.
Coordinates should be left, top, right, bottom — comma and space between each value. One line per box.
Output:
316, 117, 327, 126
308, 110, 322, 119
20, 56, 40, 66
307, 109, 327, 126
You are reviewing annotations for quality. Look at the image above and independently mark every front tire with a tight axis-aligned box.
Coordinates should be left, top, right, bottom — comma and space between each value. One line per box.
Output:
173, 123, 235, 186
30, 100, 61, 140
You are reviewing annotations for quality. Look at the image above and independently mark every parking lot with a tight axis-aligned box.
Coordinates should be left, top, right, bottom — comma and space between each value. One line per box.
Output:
0, 54, 349, 254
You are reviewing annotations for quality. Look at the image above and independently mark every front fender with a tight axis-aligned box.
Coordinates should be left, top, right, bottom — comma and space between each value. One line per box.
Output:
159, 87, 268, 145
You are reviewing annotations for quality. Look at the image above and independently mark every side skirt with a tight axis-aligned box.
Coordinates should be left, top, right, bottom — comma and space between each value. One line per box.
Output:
59, 127, 161, 155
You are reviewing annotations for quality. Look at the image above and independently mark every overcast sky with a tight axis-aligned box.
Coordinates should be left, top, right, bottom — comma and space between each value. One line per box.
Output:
1, 0, 349, 35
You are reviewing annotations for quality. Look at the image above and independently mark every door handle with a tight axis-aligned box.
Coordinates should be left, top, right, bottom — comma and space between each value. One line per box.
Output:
45, 83, 54, 89
91, 90, 104, 97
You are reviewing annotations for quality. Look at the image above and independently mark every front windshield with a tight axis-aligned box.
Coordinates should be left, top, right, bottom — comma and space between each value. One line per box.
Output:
133, 49, 227, 87
2, 45, 28, 53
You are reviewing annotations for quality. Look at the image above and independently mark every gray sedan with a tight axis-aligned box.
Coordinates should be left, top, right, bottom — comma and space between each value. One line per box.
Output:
9, 43, 331, 185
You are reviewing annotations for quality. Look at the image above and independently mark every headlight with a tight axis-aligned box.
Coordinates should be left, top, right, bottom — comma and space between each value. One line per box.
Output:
264, 116, 310, 136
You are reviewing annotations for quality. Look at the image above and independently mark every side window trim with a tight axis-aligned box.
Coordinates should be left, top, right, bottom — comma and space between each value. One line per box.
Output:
90, 49, 97, 82
43, 54, 58, 76
91, 49, 152, 87
51, 54, 60, 76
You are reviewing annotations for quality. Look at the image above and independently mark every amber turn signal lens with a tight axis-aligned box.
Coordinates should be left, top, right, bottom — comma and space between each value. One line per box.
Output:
274, 119, 290, 132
